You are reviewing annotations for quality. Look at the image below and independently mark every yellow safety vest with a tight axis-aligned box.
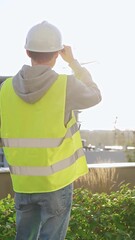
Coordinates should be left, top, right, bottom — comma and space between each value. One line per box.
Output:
0, 75, 88, 193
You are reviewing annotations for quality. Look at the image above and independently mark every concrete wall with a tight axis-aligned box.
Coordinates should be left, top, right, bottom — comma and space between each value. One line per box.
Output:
0, 164, 135, 199
0, 170, 14, 199
114, 166, 135, 190
74, 163, 135, 193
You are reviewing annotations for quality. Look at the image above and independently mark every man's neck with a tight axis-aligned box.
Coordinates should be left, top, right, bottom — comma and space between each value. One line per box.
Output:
31, 60, 52, 67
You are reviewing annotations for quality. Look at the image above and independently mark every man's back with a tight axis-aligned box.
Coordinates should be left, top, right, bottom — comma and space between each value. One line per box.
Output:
0, 21, 102, 240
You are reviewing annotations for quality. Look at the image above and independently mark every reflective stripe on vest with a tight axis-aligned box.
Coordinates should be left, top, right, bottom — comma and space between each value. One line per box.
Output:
2, 122, 78, 148
9, 148, 84, 176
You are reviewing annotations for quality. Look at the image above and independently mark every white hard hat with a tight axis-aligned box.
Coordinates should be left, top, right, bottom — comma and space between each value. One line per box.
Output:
24, 21, 63, 52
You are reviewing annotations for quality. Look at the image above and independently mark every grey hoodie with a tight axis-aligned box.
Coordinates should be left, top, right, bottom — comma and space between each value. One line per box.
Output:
12, 59, 102, 124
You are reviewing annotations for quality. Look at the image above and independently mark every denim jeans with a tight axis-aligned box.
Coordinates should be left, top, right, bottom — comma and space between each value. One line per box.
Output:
15, 184, 73, 240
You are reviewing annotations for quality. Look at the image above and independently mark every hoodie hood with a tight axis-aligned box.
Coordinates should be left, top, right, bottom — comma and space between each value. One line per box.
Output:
12, 65, 58, 103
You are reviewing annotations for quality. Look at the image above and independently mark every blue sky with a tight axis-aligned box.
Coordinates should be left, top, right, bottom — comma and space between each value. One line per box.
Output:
0, 0, 135, 130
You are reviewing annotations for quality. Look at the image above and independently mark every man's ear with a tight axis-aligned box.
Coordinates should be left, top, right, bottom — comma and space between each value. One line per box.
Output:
26, 50, 30, 57
54, 52, 59, 59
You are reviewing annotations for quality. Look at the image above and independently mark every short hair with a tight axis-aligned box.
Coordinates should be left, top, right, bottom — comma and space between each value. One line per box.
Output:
27, 51, 58, 63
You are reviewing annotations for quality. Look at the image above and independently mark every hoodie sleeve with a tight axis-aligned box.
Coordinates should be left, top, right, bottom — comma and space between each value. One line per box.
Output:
66, 59, 102, 113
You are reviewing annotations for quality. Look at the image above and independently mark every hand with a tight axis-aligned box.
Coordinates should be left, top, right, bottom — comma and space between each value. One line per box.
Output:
59, 45, 75, 64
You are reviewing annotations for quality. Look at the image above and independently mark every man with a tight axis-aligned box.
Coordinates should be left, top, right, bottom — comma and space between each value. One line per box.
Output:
0, 21, 102, 239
